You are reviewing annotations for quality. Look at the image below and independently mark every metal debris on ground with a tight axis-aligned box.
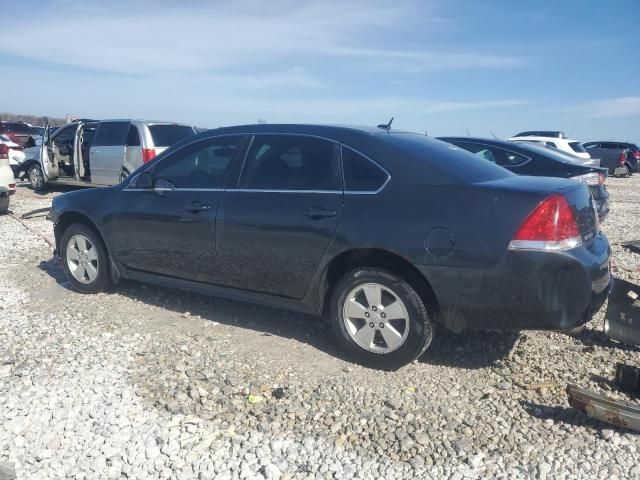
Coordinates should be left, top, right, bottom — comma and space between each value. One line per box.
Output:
604, 278, 640, 346
618, 240, 640, 255
615, 363, 640, 397
566, 384, 640, 432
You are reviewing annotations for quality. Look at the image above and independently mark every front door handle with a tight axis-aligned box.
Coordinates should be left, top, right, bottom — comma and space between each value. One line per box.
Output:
304, 207, 337, 219
185, 202, 211, 213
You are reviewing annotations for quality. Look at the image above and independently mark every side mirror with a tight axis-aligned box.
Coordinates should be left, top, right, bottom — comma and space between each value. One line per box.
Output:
153, 177, 175, 196
130, 172, 152, 189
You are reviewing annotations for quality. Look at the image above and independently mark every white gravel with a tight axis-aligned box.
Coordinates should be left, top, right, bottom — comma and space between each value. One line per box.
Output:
1, 179, 639, 479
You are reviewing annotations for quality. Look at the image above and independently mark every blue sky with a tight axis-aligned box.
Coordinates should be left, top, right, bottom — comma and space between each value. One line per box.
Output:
0, 0, 638, 142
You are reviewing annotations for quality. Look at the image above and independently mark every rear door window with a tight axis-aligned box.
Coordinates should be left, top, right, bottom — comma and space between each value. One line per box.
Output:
93, 121, 129, 147
148, 125, 195, 147
239, 135, 341, 191
342, 146, 389, 192
1, 123, 34, 135
153, 136, 242, 188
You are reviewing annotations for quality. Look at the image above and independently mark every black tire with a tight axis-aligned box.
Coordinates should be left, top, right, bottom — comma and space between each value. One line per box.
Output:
119, 168, 130, 183
330, 268, 435, 370
60, 223, 112, 293
28, 164, 46, 191
0, 196, 9, 214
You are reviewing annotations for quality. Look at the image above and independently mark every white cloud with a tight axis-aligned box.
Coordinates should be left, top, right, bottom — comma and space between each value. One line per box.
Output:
587, 97, 640, 118
0, 0, 525, 76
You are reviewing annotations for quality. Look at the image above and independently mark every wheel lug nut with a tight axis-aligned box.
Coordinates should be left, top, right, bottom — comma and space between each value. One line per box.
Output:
381, 313, 386, 318
372, 306, 377, 312
365, 312, 370, 318
369, 322, 374, 328
379, 323, 384, 328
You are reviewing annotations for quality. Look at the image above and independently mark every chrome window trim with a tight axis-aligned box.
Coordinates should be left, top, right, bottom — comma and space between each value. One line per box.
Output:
340, 144, 391, 194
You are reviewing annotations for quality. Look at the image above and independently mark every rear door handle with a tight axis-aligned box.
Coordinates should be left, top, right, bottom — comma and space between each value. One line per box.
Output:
185, 202, 211, 213
304, 207, 337, 219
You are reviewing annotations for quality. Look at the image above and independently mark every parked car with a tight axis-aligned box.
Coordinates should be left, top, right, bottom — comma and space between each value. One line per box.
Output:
47, 124, 612, 369
0, 143, 17, 213
583, 141, 639, 174
439, 137, 611, 221
0, 121, 36, 148
513, 130, 566, 139
507, 135, 590, 160
20, 119, 196, 191
0, 135, 25, 177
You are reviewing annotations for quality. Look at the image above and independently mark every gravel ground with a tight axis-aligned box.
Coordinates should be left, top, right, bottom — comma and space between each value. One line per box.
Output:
1, 179, 639, 480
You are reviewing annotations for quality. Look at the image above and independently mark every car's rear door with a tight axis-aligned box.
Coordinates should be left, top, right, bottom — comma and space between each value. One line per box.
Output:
213, 133, 344, 298
90, 121, 129, 185
110, 135, 245, 281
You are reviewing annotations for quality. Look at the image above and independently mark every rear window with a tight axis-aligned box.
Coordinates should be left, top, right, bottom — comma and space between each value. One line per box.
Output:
514, 142, 585, 165
569, 142, 587, 153
0, 123, 34, 135
388, 134, 513, 183
148, 125, 195, 147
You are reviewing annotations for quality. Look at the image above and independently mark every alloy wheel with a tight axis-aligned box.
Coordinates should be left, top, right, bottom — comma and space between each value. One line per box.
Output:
66, 234, 99, 284
342, 282, 410, 354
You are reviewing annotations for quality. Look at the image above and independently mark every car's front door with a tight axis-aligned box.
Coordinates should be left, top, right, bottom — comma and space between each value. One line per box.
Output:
90, 121, 129, 185
110, 135, 245, 281
213, 134, 344, 298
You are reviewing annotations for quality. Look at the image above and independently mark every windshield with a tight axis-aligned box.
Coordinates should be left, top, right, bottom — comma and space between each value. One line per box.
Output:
148, 124, 195, 147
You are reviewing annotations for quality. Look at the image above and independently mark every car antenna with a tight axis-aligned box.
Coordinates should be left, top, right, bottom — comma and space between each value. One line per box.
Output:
491, 131, 498, 139
377, 117, 394, 132
466, 128, 470, 136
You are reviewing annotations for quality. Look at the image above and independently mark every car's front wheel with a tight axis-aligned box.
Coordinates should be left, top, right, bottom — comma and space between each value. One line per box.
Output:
330, 268, 435, 370
28, 164, 46, 191
60, 223, 112, 293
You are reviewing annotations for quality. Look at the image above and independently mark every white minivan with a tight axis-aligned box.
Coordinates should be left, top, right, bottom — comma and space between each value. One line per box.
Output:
21, 119, 196, 191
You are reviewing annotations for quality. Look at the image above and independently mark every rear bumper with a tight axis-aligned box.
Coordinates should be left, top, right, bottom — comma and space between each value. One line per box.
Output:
422, 233, 612, 332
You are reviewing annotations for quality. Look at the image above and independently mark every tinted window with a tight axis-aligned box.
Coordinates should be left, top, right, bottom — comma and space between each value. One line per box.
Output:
153, 136, 242, 188
126, 125, 140, 146
569, 142, 586, 153
240, 135, 340, 191
93, 122, 129, 146
452, 142, 499, 164
52, 125, 76, 144
342, 147, 388, 191
148, 125, 195, 147
0, 123, 34, 134
584, 143, 599, 149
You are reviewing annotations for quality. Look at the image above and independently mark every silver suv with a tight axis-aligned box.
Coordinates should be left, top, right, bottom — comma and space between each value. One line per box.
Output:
24, 119, 195, 191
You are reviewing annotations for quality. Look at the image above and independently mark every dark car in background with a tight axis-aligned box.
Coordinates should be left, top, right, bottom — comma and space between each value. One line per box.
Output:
47, 125, 611, 369
0, 121, 36, 147
583, 141, 639, 174
439, 137, 611, 221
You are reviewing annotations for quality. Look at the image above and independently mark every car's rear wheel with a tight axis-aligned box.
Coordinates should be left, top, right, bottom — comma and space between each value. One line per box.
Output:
330, 268, 434, 370
29, 164, 46, 191
119, 168, 130, 183
60, 223, 112, 293
0, 196, 9, 214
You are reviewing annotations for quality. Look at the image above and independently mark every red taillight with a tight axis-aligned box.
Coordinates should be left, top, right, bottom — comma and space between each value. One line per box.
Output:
142, 148, 156, 163
509, 195, 582, 251
633, 151, 640, 160
8, 183, 16, 189
0, 144, 8, 158
618, 151, 627, 165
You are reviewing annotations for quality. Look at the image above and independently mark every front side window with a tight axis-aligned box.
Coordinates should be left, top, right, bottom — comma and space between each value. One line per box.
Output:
93, 122, 130, 147
153, 136, 242, 189
342, 146, 388, 192
240, 135, 340, 191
